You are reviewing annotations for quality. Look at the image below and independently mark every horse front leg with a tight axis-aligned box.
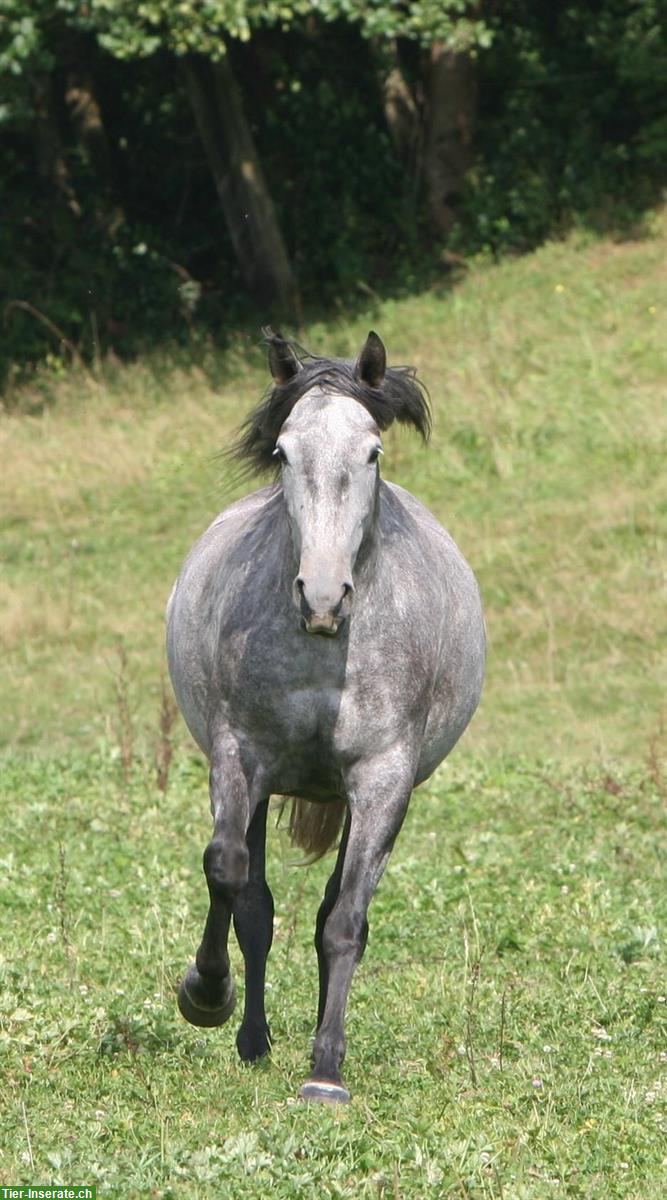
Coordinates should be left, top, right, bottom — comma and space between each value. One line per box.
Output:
177, 739, 255, 1029
314, 810, 351, 1030
232, 797, 274, 1061
301, 752, 413, 1104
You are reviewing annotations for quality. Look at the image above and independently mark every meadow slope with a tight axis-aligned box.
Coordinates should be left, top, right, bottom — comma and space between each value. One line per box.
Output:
1, 214, 665, 759
0, 217, 665, 1198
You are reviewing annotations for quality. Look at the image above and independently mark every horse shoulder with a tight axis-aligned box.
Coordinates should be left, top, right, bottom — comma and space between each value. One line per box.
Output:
379, 481, 479, 600
171, 484, 282, 600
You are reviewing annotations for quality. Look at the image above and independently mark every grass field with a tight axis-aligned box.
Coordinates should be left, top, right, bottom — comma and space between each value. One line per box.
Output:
1, 754, 664, 1197
0, 213, 665, 1197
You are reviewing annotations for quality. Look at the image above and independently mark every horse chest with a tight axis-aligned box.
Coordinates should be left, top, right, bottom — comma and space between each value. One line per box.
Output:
226, 634, 418, 769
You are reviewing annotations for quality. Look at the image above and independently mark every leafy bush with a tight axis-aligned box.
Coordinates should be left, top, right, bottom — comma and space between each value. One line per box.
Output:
455, 1, 667, 254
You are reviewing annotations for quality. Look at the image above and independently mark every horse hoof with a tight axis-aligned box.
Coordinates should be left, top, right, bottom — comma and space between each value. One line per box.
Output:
299, 1079, 351, 1105
236, 1023, 272, 1063
177, 965, 236, 1028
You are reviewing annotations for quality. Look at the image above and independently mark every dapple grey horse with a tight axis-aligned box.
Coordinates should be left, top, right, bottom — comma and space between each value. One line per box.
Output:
166, 331, 485, 1103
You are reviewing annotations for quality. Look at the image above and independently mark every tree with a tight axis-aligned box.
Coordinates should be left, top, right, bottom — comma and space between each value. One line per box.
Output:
50, 1, 490, 279
362, 5, 490, 236
182, 52, 298, 316
1, 1, 664, 382
1, 0, 301, 318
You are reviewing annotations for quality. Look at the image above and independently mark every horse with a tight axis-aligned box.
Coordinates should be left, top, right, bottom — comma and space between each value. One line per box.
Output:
166, 330, 485, 1103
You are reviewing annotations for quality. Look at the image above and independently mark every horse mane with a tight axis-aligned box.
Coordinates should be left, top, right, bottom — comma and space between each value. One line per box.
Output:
230, 333, 431, 475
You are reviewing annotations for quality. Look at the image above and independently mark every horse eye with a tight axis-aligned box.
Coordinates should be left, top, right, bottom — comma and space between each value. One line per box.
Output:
367, 446, 383, 464
273, 444, 288, 465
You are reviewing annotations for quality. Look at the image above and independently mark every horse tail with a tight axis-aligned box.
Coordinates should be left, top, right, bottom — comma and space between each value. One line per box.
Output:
285, 797, 346, 862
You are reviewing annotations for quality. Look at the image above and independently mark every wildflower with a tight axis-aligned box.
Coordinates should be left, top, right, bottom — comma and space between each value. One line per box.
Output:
554, 284, 566, 293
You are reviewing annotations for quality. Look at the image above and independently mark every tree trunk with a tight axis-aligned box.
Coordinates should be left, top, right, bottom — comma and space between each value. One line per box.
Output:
66, 72, 111, 179
65, 51, 124, 238
183, 52, 300, 319
32, 73, 81, 221
373, 38, 421, 178
422, 43, 477, 237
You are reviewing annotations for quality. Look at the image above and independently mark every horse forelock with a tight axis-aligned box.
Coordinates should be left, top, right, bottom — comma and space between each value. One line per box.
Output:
229, 343, 431, 476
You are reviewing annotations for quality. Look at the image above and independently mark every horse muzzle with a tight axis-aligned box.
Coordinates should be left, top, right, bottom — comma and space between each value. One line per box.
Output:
303, 612, 341, 637
293, 576, 353, 637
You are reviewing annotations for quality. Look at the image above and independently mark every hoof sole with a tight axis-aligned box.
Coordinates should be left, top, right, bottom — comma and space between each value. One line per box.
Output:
299, 1079, 351, 1105
177, 965, 236, 1028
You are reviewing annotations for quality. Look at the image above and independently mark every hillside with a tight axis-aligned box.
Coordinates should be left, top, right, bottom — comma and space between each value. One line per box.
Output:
1, 214, 665, 1198
1, 214, 665, 760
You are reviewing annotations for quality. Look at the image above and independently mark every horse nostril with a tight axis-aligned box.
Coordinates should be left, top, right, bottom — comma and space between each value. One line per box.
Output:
293, 576, 311, 618
293, 575, 352, 622
332, 582, 354, 617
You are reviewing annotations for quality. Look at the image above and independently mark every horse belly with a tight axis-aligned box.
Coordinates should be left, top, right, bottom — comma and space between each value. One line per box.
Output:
415, 620, 486, 785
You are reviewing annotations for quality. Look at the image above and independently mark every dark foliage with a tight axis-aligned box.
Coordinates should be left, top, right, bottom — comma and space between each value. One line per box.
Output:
454, 1, 667, 254
1, 4, 665, 388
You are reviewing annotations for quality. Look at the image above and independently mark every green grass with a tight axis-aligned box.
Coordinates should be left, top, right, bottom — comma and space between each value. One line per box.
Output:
0, 752, 664, 1197
1, 215, 666, 1196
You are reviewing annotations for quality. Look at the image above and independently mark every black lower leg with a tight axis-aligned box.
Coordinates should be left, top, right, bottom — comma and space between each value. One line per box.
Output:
233, 798, 274, 1061
178, 802, 249, 1028
178, 886, 237, 1027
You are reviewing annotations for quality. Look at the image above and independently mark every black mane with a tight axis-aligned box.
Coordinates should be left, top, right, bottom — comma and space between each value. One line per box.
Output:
231, 334, 431, 475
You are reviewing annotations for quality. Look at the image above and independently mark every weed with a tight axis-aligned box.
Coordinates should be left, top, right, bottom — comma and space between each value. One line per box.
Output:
462, 915, 483, 1090
155, 675, 178, 794
54, 842, 76, 988
497, 985, 508, 1073
20, 1099, 35, 1172
112, 642, 135, 788
646, 714, 666, 800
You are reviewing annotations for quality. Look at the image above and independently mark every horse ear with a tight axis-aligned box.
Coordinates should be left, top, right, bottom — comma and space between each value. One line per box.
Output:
355, 331, 386, 389
264, 327, 302, 384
